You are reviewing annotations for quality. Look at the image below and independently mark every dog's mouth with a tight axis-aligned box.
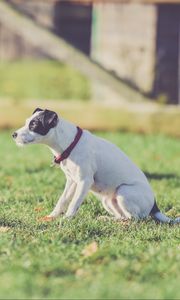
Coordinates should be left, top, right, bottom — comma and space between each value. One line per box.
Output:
16, 141, 28, 147
15, 138, 35, 146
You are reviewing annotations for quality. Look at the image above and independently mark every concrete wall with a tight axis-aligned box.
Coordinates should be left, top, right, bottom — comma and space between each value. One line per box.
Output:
7, 0, 92, 55
6, 1, 157, 93
0, 0, 53, 60
0, 23, 46, 60
91, 3, 157, 93
7, 0, 54, 29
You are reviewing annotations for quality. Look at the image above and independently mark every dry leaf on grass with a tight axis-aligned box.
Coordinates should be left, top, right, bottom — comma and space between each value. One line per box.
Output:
75, 268, 87, 277
82, 241, 98, 257
0, 226, 10, 233
38, 215, 55, 222
34, 206, 44, 212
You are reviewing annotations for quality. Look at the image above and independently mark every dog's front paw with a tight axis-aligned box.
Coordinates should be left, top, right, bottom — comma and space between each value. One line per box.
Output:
64, 212, 75, 219
49, 209, 65, 218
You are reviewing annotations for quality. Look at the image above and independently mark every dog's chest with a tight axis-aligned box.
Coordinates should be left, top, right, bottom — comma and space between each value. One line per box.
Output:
60, 160, 79, 181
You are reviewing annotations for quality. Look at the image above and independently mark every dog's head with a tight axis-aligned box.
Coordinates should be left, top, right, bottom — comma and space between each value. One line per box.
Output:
12, 108, 58, 146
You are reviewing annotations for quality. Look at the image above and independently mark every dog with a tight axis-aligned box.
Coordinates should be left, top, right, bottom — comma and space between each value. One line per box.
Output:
12, 108, 180, 224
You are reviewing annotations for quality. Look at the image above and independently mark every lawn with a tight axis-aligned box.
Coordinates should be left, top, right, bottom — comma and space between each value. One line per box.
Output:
0, 130, 180, 299
0, 60, 90, 101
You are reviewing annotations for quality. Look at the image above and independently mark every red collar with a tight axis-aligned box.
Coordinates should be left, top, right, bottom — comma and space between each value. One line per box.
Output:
54, 126, 83, 164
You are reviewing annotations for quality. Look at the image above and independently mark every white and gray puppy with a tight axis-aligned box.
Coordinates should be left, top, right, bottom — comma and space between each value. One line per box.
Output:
12, 108, 180, 224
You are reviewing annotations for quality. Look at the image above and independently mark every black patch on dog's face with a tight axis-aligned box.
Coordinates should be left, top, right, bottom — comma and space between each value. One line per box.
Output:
29, 109, 58, 135
32, 107, 44, 115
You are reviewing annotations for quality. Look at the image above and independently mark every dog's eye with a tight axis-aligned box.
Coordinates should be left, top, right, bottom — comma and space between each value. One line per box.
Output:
29, 120, 38, 130
31, 121, 36, 127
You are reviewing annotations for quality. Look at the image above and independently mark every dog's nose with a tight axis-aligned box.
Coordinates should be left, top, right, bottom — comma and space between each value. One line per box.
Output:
12, 132, 18, 139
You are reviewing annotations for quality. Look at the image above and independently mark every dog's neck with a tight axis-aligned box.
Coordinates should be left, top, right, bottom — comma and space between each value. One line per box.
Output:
45, 118, 78, 157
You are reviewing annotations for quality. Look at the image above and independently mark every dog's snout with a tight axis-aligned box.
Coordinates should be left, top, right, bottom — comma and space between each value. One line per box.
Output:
12, 132, 18, 139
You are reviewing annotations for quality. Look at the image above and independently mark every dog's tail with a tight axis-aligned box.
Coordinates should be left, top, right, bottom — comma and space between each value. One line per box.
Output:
150, 201, 180, 224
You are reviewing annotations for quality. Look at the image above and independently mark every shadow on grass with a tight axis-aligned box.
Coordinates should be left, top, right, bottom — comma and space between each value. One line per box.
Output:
0, 218, 49, 232
144, 171, 179, 181
0, 219, 25, 228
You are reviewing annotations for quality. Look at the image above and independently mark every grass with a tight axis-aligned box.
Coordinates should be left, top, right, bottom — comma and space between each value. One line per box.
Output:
1, 99, 180, 138
0, 130, 180, 299
0, 60, 90, 101
0, 60, 180, 137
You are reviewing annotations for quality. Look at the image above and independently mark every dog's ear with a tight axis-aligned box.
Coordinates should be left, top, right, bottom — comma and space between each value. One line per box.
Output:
43, 110, 58, 129
32, 108, 43, 115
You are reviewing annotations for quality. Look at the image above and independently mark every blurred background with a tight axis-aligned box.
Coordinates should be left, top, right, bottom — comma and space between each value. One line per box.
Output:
0, 0, 180, 136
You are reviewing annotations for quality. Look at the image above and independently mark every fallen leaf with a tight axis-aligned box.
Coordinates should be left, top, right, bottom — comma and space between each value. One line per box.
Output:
0, 226, 10, 233
75, 268, 89, 278
34, 206, 44, 212
38, 216, 55, 222
153, 155, 162, 161
82, 241, 98, 257
75, 269, 85, 277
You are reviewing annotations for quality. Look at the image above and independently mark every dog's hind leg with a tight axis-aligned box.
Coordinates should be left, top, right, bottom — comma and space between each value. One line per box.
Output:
109, 197, 131, 219
101, 195, 131, 220
101, 196, 114, 216
115, 183, 154, 220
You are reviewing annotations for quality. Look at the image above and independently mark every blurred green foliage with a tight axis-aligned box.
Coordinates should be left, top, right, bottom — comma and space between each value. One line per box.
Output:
0, 60, 90, 101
